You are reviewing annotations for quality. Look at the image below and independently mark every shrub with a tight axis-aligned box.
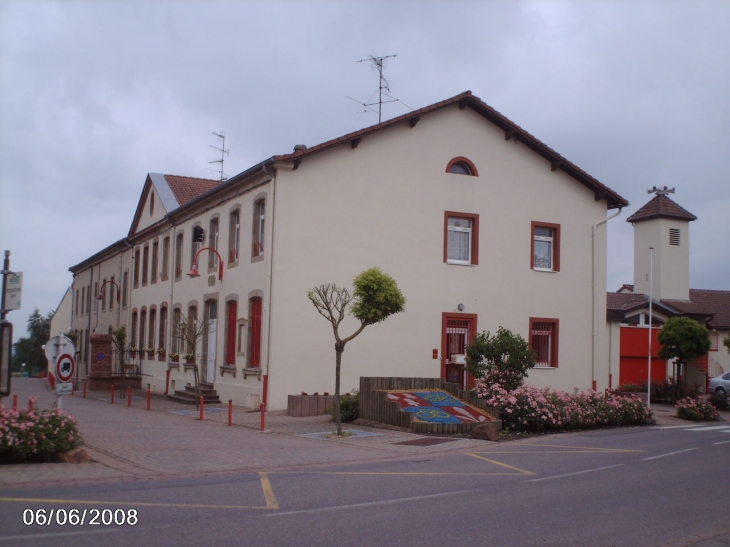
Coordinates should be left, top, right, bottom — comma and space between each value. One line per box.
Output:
329, 392, 359, 422
474, 381, 653, 432
466, 327, 535, 392
709, 392, 728, 411
1, 407, 83, 464
675, 397, 720, 421
617, 382, 643, 393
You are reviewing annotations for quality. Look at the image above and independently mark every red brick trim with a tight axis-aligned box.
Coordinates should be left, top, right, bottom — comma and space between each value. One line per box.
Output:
529, 317, 560, 368
445, 156, 479, 176
444, 211, 479, 265
530, 221, 561, 272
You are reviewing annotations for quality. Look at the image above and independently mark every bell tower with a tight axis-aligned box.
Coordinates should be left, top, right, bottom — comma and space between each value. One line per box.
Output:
627, 187, 696, 301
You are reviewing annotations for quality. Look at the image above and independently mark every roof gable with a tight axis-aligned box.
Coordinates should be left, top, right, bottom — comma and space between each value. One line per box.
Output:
626, 194, 697, 224
128, 174, 222, 237
273, 90, 629, 210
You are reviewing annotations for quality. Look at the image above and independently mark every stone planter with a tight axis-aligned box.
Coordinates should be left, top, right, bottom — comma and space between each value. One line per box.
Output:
287, 394, 336, 417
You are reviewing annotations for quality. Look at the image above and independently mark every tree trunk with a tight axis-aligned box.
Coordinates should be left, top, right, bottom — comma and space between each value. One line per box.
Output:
335, 347, 343, 436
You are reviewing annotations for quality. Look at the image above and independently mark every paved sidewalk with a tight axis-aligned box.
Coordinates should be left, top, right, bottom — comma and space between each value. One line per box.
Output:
2, 378, 727, 489
0, 378, 482, 488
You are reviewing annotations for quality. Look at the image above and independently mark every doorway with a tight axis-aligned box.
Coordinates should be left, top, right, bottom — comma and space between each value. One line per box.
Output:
441, 313, 477, 388
203, 300, 218, 383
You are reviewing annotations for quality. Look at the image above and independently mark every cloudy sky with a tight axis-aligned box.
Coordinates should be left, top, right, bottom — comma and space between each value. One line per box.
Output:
1, 1, 728, 339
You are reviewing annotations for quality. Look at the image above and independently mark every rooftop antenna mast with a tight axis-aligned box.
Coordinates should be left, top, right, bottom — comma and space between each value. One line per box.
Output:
208, 132, 229, 181
647, 186, 675, 196
356, 54, 399, 123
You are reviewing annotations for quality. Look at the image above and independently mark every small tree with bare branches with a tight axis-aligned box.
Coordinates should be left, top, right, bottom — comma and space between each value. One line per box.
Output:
308, 267, 406, 436
174, 316, 209, 408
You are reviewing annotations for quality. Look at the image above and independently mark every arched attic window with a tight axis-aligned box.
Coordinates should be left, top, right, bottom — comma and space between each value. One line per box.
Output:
446, 157, 478, 176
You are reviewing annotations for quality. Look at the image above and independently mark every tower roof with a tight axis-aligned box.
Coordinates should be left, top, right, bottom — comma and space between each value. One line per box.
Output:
626, 194, 697, 223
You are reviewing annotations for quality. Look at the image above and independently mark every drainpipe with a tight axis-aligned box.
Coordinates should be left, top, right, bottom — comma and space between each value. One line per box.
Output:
262, 162, 276, 409
592, 207, 622, 391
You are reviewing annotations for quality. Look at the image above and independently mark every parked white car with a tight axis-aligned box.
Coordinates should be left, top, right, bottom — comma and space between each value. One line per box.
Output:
709, 372, 730, 396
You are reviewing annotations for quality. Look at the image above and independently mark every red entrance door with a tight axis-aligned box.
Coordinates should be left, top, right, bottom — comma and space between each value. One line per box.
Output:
441, 313, 477, 388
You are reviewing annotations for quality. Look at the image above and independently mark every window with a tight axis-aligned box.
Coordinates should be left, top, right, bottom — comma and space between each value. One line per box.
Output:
149, 191, 155, 216
229, 209, 240, 263
142, 245, 149, 285
87, 285, 91, 314
139, 309, 147, 354
445, 157, 478, 176
226, 301, 237, 365
75, 290, 80, 315
101, 279, 107, 311
161, 237, 170, 280
175, 233, 184, 279
191, 226, 203, 268
252, 199, 265, 258
444, 212, 479, 265
171, 308, 181, 355
109, 276, 115, 310
151, 240, 159, 284
159, 306, 168, 353
710, 331, 719, 351
529, 318, 559, 368
81, 287, 85, 315
131, 311, 138, 349
93, 282, 98, 314
134, 248, 141, 287
208, 217, 219, 269
148, 308, 156, 352
669, 228, 680, 246
249, 298, 262, 367
531, 221, 561, 272
186, 306, 198, 355
122, 271, 128, 309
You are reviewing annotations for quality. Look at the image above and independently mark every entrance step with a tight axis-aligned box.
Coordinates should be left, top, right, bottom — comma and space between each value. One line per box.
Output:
166, 381, 222, 405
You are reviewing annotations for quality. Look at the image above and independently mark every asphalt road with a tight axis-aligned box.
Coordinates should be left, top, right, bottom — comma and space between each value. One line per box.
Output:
2, 425, 728, 547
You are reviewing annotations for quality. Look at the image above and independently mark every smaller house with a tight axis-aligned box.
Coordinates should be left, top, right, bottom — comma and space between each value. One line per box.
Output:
607, 191, 729, 391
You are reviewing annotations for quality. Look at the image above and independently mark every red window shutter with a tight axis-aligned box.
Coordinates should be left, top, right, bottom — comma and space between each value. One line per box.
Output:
251, 299, 262, 368
226, 301, 237, 365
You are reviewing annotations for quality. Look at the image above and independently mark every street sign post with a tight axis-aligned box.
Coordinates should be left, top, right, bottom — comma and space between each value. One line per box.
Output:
0, 322, 11, 398
56, 382, 73, 395
45, 335, 76, 409
3, 272, 22, 311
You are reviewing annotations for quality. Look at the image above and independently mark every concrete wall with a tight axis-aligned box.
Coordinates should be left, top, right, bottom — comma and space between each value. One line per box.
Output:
633, 218, 690, 301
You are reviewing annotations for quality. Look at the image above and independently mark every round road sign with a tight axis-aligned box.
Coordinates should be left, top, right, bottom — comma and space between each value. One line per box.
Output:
56, 353, 75, 383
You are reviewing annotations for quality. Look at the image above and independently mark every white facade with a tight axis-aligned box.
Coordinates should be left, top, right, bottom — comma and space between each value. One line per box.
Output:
68, 91, 627, 410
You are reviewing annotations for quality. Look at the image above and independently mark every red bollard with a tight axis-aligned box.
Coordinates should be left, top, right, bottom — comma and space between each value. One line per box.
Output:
260, 402, 266, 432
165, 369, 170, 395
111, 384, 115, 404
147, 389, 151, 411
199, 396, 204, 421
228, 399, 233, 426
83, 380, 87, 398
28, 398, 34, 411
13, 394, 17, 410
127, 386, 132, 407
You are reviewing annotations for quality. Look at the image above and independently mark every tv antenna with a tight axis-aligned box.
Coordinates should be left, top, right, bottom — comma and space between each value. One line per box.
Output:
351, 54, 401, 123
647, 186, 675, 196
208, 132, 229, 181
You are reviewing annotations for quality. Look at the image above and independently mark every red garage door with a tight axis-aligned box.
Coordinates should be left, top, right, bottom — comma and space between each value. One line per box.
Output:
619, 326, 665, 385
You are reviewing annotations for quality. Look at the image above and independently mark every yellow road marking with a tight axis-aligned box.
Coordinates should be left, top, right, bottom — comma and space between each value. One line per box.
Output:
0, 474, 280, 511
267, 471, 521, 476
258, 472, 279, 510
472, 443, 645, 454
464, 453, 536, 475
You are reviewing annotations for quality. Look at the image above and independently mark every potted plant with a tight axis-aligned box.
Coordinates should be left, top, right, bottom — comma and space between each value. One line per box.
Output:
184, 352, 195, 364
169, 353, 180, 362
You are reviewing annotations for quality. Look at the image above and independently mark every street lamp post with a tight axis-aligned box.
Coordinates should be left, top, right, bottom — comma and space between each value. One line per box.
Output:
187, 247, 224, 282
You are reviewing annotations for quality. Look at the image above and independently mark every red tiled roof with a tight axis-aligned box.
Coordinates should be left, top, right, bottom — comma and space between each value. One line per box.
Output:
164, 175, 222, 207
607, 292, 649, 311
273, 91, 628, 210
616, 284, 634, 293
607, 288, 730, 329
663, 289, 730, 329
626, 194, 697, 223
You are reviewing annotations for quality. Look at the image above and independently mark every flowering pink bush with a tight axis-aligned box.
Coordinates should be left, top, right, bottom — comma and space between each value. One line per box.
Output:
474, 380, 653, 432
675, 397, 720, 421
1, 407, 83, 463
